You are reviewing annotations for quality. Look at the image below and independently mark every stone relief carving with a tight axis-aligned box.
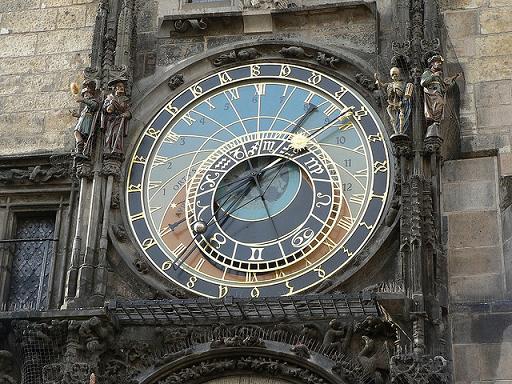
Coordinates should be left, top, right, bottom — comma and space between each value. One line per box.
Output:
243, 0, 292, 9
316, 52, 341, 68
390, 354, 449, 383
78, 317, 115, 353
322, 319, 353, 354
290, 343, 311, 359
133, 258, 150, 274
155, 356, 326, 384
212, 48, 261, 67
279, 46, 313, 59
167, 74, 184, 90
0, 162, 70, 184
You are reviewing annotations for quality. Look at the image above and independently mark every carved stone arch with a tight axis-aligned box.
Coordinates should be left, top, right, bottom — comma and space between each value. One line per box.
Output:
139, 347, 349, 384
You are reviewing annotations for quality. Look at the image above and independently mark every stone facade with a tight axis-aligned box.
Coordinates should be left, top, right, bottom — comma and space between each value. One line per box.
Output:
438, 1, 512, 382
440, 0, 512, 154
0, 1, 510, 383
0, 0, 97, 155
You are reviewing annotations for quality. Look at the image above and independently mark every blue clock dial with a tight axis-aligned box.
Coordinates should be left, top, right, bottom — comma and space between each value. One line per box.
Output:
126, 63, 392, 298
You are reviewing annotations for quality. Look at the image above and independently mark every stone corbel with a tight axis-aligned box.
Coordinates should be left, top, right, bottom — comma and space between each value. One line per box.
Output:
174, 18, 208, 33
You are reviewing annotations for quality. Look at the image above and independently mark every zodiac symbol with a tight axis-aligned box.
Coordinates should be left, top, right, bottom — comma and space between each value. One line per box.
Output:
315, 192, 332, 207
200, 172, 221, 191
247, 142, 260, 156
291, 227, 315, 248
215, 157, 232, 170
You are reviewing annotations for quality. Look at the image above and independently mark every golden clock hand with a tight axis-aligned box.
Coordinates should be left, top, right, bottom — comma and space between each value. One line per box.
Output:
255, 103, 317, 173
258, 107, 354, 174
307, 106, 354, 140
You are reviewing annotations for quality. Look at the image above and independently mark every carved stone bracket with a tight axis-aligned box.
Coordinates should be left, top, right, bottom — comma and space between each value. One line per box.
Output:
101, 154, 123, 178
390, 133, 412, 158
75, 160, 94, 181
174, 18, 207, 33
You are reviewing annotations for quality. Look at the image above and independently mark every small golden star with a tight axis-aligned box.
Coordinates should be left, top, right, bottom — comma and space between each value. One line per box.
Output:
170, 203, 177, 209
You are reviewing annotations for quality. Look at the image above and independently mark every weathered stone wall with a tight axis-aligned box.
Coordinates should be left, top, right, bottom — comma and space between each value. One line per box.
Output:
0, 0, 98, 155
439, 2, 512, 382
441, 0, 512, 155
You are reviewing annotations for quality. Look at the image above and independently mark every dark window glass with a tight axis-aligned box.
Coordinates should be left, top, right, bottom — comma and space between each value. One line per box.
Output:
7, 215, 55, 311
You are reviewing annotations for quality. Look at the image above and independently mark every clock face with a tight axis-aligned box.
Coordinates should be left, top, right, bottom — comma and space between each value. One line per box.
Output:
126, 63, 391, 298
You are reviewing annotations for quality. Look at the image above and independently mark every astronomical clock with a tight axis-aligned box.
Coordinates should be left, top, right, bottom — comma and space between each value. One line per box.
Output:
125, 62, 392, 298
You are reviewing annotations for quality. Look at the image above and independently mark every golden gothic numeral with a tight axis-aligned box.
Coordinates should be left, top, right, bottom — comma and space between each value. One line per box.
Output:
128, 184, 142, 193
251, 287, 260, 298
219, 71, 233, 84
374, 161, 388, 173
218, 285, 229, 298
190, 84, 203, 97
146, 128, 160, 139
308, 72, 322, 85
187, 276, 197, 288
142, 237, 157, 250
280, 65, 292, 77
130, 212, 144, 221
251, 65, 261, 77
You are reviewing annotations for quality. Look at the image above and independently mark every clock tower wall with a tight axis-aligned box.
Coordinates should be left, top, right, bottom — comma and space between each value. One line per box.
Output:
3, 1, 512, 383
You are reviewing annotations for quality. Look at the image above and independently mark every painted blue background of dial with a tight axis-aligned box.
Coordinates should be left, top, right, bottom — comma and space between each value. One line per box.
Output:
126, 63, 392, 298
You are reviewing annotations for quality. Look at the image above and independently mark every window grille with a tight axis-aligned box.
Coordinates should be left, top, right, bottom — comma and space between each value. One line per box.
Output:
6, 215, 56, 311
